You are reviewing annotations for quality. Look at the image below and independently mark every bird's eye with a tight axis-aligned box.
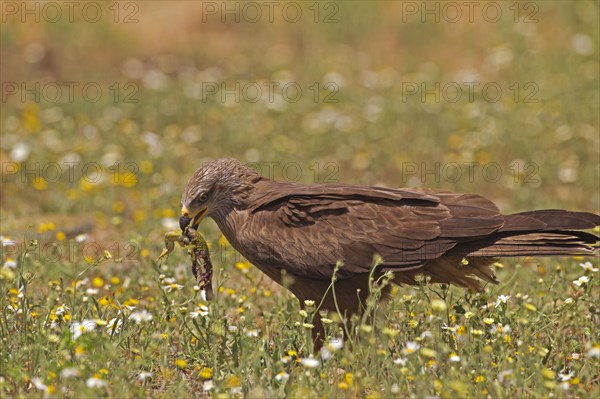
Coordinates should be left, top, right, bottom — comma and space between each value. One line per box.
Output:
197, 194, 208, 203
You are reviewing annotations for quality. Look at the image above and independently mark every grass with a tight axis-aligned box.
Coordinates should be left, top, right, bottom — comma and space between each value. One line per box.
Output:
1, 1, 599, 397
1, 245, 599, 397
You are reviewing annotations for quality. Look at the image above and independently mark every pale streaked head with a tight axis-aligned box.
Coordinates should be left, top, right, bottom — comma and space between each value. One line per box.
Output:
180, 158, 260, 230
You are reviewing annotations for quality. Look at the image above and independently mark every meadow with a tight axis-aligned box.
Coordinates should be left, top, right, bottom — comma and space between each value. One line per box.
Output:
1, 1, 599, 397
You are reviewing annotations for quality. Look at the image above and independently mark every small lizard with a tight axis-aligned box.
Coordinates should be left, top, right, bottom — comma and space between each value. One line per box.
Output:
157, 228, 213, 299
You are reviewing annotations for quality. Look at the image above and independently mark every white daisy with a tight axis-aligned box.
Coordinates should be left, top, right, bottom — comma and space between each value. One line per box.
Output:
495, 295, 511, 308
300, 357, 320, 368
573, 276, 590, 287
129, 310, 153, 324
70, 319, 97, 340
579, 262, 598, 272
86, 376, 107, 388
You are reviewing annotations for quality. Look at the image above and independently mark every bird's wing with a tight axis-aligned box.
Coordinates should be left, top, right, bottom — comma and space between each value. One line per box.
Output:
247, 182, 442, 213
244, 183, 504, 280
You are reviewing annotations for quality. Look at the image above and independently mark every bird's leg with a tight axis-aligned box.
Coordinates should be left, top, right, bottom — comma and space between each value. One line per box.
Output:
310, 311, 326, 353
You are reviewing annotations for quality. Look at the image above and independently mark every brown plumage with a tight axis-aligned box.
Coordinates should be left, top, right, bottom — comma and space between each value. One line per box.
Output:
179, 158, 599, 344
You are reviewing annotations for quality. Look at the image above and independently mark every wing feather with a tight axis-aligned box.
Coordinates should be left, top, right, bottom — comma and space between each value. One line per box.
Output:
241, 183, 506, 280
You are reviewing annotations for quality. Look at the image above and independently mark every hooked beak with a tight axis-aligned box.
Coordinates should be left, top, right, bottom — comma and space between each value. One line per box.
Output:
180, 206, 208, 231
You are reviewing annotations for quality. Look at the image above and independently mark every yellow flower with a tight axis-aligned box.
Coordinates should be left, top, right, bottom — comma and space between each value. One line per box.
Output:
32, 177, 48, 191
75, 345, 85, 356
524, 303, 537, 312
235, 261, 252, 273
383, 327, 399, 337
67, 189, 79, 200
161, 208, 175, 218
115, 172, 137, 188
360, 325, 373, 333
226, 375, 241, 388
447, 134, 463, 149
140, 160, 153, 174
98, 297, 112, 306
22, 103, 41, 132
92, 277, 104, 288
79, 178, 97, 192
542, 368, 555, 379
345, 373, 353, 385
198, 367, 212, 379
543, 381, 557, 389
112, 201, 125, 213
133, 210, 146, 223
218, 235, 229, 247
338, 382, 348, 390
421, 348, 437, 358
175, 359, 187, 369
475, 375, 485, 383
124, 298, 138, 306
263, 290, 271, 298
537, 266, 546, 275
431, 299, 447, 312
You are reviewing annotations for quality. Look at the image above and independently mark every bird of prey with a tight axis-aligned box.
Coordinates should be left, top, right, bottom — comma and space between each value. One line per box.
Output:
179, 158, 599, 342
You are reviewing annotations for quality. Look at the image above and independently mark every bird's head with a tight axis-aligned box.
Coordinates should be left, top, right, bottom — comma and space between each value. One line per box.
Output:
180, 158, 259, 230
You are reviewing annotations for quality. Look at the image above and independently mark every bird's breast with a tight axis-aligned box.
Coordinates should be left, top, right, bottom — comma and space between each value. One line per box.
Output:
212, 211, 291, 286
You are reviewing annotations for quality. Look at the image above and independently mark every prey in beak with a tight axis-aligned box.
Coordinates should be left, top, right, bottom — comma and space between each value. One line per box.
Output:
180, 206, 208, 231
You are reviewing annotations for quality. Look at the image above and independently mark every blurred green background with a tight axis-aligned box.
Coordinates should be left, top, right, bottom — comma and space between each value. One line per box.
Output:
1, 0, 599, 248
